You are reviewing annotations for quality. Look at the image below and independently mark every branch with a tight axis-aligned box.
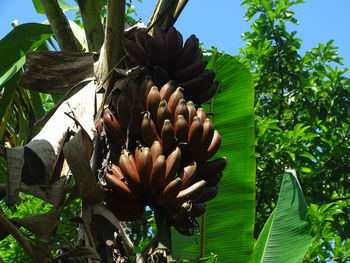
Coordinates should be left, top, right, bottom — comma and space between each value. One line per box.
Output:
76, 0, 104, 52
39, 0, 80, 51
154, 205, 172, 252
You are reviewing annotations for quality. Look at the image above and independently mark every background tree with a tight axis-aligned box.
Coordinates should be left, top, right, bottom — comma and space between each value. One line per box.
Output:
239, 0, 350, 261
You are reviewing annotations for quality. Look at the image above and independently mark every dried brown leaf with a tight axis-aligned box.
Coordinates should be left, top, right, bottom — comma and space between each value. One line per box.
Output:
20, 181, 70, 207
63, 130, 104, 203
0, 213, 36, 261
11, 209, 59, 240
5, 147, 24, 205
30, 240, 54, 263
22, 145, 50, 185
6, 81, 100, 205
20, 51, 98, 94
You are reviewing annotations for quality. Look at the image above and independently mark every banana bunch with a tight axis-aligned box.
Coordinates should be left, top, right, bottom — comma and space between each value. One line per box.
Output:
99, 78, 226, 235
124, 26, 218, 104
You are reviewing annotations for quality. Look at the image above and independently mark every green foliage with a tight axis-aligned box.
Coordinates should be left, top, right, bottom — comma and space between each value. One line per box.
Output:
0, 235, 31, 262
0, 195, 52, 261
125, 1, 141, 25
32, 0, 79, 14
305, 201, 350, 262
173, 50, 255, 262
0, 194, 82, 262
253, 172, 313, 263
0, 23, 53, 119
0, 23, 54, 146
240, 0, 350, 260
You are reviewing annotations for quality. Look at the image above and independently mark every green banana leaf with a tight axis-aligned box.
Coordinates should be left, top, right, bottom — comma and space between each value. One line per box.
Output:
0, 23, 53, 75
0, 23, 53, 121
252, 171, 313, 263
173, 52, 255, 262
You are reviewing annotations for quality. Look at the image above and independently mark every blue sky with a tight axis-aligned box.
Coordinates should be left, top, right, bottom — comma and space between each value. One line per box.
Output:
1, 0, 350, 68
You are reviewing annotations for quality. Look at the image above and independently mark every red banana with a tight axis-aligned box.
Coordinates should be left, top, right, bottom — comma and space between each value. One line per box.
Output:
119, 150, 141, 192
167, 87, 184, 118
149, 155, 166, 196
197, 130, 222, 163
141, 112, 159, 147
162, 147, 181, 187
174, 115, 189, 144
172, 180, 206, 207
179, 161, 197, 189
194, 185, 218, 203
146, 86, 161, 122
186, 101, 197, 126
160, 81, 176, 102
196, 157, 227, 177
157, 177, 183, 205
161, 119, 177, 156
174, 99, 189, 125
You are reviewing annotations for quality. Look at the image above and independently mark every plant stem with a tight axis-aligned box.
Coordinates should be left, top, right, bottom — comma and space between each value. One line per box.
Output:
39, 0, 80, 52
154, 205, 172, 252
76, 0, 104, 52
172, 0, 189, 25
100, 0, 125, 95
104, 0, 125, 71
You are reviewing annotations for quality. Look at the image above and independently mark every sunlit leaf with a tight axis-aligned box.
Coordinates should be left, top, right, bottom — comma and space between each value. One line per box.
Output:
0, 23, 52, 74
68, 20, 88, 51
0, 23, 53, 122
173, 51, 255, 262
32, 0, 78, 14
252, 171, 313, 263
